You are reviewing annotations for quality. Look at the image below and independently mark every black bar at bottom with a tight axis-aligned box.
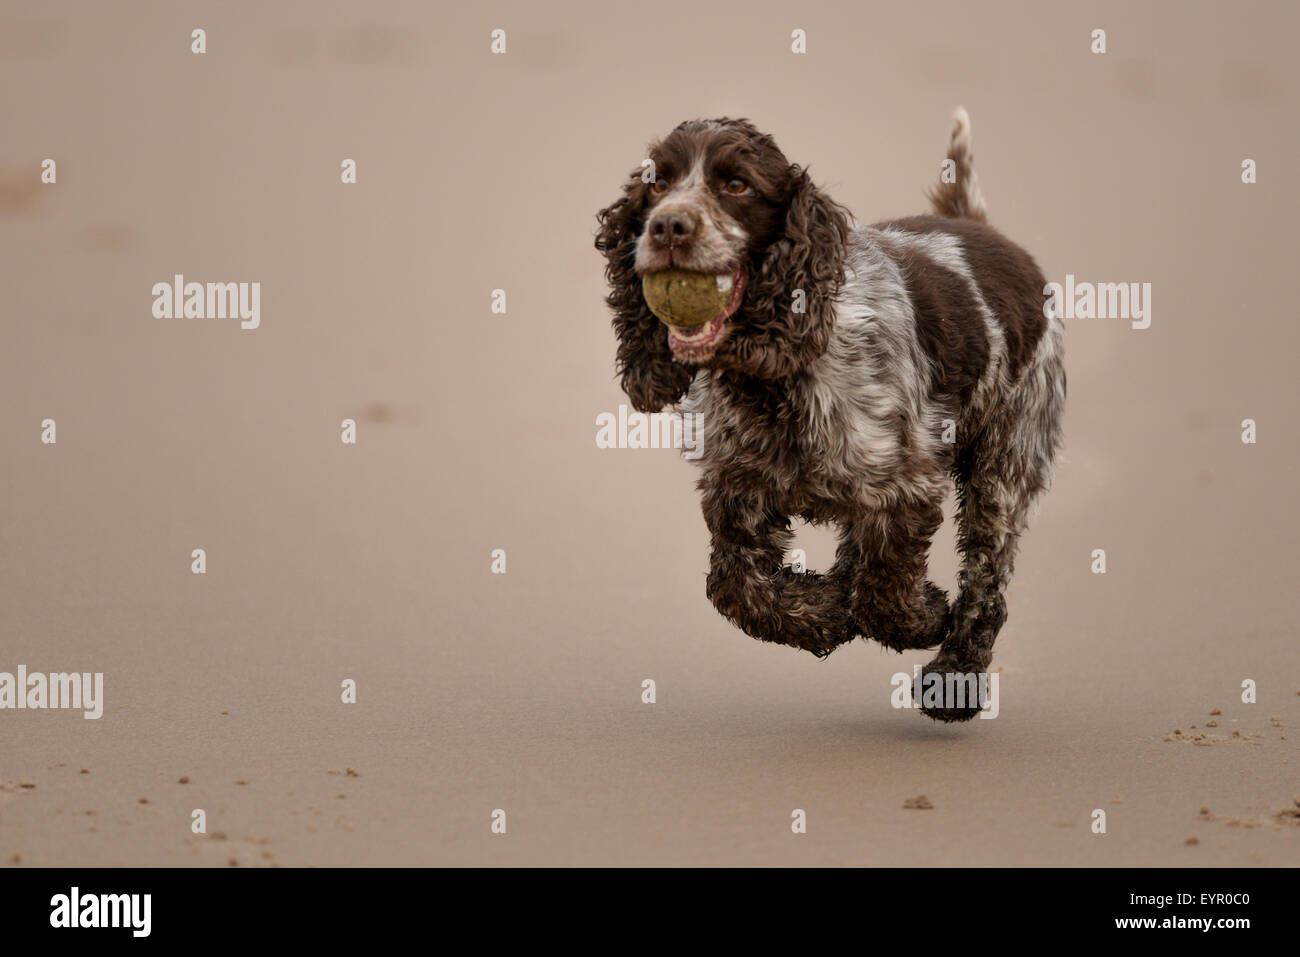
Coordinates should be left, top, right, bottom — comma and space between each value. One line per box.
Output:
0, 866, 1284, 943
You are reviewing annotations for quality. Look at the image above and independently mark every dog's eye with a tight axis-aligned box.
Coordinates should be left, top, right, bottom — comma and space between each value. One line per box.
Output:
652, 178, 669, 194
724, 178, 752, 196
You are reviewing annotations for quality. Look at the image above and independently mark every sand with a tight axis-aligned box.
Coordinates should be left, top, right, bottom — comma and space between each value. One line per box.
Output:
1, 0, 1297, 866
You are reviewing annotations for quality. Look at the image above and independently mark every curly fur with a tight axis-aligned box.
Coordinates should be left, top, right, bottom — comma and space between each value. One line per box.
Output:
723, 167, 850, 379
595, 112, 1065, 723
595, 189, 695, 412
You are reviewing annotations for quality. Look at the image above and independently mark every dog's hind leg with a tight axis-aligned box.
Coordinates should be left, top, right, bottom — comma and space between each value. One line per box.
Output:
921, 330, 1065, 721
918, 464, 1036, 721
925, 464, 1026, 700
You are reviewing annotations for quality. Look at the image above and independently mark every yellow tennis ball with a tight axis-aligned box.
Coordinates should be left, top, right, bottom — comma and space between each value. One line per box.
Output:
641, 269, 732, 328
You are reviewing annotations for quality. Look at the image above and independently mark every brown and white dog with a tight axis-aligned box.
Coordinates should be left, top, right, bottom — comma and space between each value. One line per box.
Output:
595, 110, 1065, 721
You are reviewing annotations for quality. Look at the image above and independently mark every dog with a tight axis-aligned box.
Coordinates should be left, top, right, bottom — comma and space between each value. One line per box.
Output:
594, 110, 1065, 721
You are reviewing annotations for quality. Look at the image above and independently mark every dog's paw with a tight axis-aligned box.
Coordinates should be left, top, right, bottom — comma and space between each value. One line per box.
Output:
858, 582, 950, 651
914, 656, 991, 723
769, 569, 857, 657
783, 607, 857, 659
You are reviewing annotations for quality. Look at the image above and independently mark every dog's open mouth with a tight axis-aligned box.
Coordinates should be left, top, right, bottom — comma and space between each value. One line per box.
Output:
665, 267, 746, 362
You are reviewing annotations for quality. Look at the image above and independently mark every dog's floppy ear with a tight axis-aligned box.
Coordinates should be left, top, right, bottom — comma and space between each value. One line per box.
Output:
729, 166, 850, 379
596, 184, 695, 412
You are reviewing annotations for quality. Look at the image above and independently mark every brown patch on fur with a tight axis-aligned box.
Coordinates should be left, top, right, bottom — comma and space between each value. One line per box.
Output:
884, 215, 1046, 381
885, 236, 989, 407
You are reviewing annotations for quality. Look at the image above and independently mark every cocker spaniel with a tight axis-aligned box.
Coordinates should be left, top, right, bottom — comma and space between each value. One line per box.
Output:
595, 110, 1065, 721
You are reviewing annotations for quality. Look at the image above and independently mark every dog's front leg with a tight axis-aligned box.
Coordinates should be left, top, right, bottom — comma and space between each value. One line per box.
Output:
701, 484, 854, 656
843, 498, 951, 652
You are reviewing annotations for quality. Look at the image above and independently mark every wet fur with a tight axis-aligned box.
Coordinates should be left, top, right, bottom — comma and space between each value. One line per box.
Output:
595, 113, 1065, 722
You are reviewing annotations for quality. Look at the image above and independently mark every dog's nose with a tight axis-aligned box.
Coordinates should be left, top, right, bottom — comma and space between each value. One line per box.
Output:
648, 209, 697, 247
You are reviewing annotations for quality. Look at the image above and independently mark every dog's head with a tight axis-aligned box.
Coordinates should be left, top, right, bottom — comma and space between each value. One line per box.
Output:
596, 118, 851, 412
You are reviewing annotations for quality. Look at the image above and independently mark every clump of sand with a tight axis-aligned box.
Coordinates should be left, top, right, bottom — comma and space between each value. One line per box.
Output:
1275, 797, 1300, 826
1164, 728, 1260, 746
1195, 797, 1300, 830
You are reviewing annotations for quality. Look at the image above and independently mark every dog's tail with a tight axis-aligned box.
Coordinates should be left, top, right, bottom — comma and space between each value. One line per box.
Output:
926, 106, 987, 223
